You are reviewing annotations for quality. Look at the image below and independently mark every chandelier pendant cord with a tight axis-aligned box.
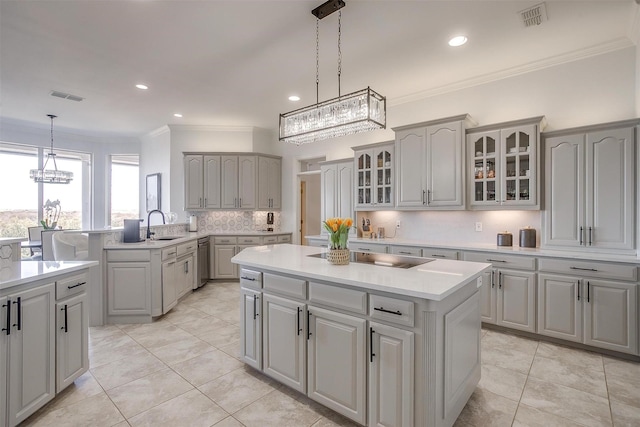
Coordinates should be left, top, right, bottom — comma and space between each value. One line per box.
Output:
338, 10, 341, 97
43, 114, 58, 171
316, 17, 320, 106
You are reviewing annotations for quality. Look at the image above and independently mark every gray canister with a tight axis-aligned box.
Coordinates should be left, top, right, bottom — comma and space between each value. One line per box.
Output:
497, 232, 513, 246
519, 227, 536, 248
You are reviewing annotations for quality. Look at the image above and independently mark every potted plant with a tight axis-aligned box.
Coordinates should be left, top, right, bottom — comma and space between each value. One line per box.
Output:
42, 199, 61, 229
322, 217, 353, 265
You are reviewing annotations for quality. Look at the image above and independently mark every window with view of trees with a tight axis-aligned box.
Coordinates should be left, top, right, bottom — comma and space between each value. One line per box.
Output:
0, 142, 92, 240
110, 155, 139, 227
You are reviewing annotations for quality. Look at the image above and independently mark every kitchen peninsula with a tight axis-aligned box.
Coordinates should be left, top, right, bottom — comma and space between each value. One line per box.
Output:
232, 244, 490, 427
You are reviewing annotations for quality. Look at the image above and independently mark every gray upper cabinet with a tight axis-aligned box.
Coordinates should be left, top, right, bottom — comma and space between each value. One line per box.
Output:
394, 115, 474, 209
320, 159, 355, 235
184, 154, 221, 209
544, 121, 637, 252
257, 156, 282, 210
353, 142, 394, 209
467, 117, 544, 209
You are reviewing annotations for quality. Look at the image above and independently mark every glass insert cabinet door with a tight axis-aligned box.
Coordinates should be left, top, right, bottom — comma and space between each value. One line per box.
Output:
355, 144, 394, 208
471, 131, 500, 204
504, 130, 531, 202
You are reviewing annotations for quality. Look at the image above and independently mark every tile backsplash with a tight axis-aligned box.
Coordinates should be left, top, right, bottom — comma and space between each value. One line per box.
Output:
193, 211, 281, 233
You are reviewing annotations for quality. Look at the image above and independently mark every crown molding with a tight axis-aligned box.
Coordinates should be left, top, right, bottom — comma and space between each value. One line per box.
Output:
630, 2, 640, 44
167, 124, 254, 133
145, 125, 170, 138
389, 37, 635, 107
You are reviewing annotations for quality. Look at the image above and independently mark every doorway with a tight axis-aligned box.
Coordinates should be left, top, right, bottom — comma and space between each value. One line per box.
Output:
298, 158, 323, 245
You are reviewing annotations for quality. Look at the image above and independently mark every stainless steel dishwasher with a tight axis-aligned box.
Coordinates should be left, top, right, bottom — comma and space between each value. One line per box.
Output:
197, 236, 210, 287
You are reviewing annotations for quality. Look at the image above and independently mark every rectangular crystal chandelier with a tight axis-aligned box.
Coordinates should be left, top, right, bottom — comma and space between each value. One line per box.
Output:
279, 87, 386, 145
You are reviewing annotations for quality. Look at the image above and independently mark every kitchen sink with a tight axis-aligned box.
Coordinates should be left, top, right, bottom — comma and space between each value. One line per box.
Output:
308, 251, 434, 269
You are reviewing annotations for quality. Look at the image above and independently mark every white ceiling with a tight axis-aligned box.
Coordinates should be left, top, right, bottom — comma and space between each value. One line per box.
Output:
0, 0, 637, 138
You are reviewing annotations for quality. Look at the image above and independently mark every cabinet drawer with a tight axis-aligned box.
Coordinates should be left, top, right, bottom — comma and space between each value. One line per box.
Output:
263, 273, 306, 299
369, 294, 414, 328
240, 268, 262, 289
214, 236, 237, 244
238, 236, 261, 245
177, 241, 197, 256
309, 282, 367, 314
307, 238, 326, 248
464, 252, 536, 270
390, 245, 422, 257
162, 246, 177, 261
262, 235, 278, 244
352, 242, 388, 254
106, 250, 151, 262
422, 247, 459, 260
56, 273, 89, 300
277, 234, 291, 243
538, 258, 637, 281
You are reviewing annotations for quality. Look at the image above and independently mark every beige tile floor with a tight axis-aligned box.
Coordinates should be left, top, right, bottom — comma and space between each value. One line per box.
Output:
23, 281, 640, 427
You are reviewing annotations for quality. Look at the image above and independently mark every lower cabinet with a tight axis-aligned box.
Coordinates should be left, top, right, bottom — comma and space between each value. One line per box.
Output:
7, 284, 56, 426
176, 253, 195, 298
368, 322, 414, 427
214, 245, 239, 279
307, 306, 367, 425
161, 258, 177, 313
240, 287, 261, 370
56, 291, 89, 392
1, 296, 7, 427
262, 294, 306, 393
479, 268, 536, 333
538, 274, 638, 354
106, 262, 152, 316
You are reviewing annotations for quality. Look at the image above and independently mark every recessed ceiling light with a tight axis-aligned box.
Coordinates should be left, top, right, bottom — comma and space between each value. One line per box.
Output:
135, 84, 148, 90
288, 95, 301, 101
173, 113, 183, 118
448, 36, 468, 47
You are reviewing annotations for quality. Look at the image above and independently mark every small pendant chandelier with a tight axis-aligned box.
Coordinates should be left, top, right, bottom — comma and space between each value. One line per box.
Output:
279, 0, 386, 145
30, 114, 74, 184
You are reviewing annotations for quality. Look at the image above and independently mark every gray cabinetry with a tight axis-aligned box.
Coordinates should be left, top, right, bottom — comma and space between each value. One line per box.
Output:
257, 156, 282, 210
184, 154, 221, 209
320, 159, 355, 235
394, 115, 474, 209
0, 297, 6, 427
544, 122, 636, 252
240, 287, 261, 370
354, 142, 394, 209
106, 261, 151, 316
7, 284, 55, 426
161, 247, 178, 313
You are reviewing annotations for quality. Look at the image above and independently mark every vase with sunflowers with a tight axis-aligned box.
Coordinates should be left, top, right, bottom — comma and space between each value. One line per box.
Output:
322, 217, 353, 265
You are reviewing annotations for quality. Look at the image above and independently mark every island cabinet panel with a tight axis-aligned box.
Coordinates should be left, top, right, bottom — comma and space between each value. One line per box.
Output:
0, 297, 6, 427
8, 284, 55, 427
262, 294, 306, 393
479, 269, 497, 324
368, 322, 414, 427
240, 288, 262, 370
308, 305, 367, 425
106, 262, 152, 316
55, 292, 89, 393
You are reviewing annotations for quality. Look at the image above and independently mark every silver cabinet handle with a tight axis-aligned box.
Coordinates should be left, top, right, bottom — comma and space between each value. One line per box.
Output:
430, 254, 446, 258
357, 247, 371, 251
204, 198, 207, 206
398, 251, 413, 255
490, 270, 495, 288
486, 258, 507, 263
588, 227, 593, 246
422, 190, 426, 205
427, 189, 431, 205
498, 271, 503, 289
199, 197, 202, 207
239, 198, 242, 207
579, 226, 584, 245
570, 266, 598, 272
577, 279, 581, 301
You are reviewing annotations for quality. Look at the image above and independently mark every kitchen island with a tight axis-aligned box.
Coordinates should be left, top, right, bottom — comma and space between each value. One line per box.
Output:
232, 244, 490, 427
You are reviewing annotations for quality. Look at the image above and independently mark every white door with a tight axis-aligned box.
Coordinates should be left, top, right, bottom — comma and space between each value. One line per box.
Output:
221, 156, 239, 209
369, 322, 414, 427
238, 156, 257, 209
262, 294, 306, 393
537, 274, 582, 343
479, 269, 496, 324
184, 155, 203, 209
544, 134, 585, 247
203, 155, 221, 209
240, 288, 262, 369
307, 305, 366, 425
0, 296, 7, 427
214, 246, 237, 279
56, 292, 89, 392
396, 129, 425, 207
8, 284, 55, 426
496, 269, 536, 333
584, 279, 637, 354
586, 127, 635, 250
161, 260, 177, 313
426, 121, 464, 207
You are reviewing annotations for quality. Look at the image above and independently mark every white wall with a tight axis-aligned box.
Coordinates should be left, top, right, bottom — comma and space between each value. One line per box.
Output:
278, 47, 638, 243
139, 126, 171, 222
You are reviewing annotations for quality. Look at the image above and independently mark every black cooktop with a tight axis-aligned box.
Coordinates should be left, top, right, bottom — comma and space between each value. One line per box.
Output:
308, 251, 434, 269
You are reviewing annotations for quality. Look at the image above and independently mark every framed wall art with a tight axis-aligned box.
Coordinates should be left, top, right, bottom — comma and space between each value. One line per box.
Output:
146, 173, 161, 212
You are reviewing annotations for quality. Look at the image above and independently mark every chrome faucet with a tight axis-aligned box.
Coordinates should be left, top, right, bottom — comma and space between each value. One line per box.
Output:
146, 210, 165, 239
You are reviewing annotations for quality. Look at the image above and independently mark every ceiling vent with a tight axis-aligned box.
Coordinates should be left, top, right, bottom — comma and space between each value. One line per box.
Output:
50, 90, 84, 102
519, 3, 547, 27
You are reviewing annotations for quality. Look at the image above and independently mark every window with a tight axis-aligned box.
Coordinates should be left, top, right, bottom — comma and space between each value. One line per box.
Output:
109, 155, 139, 227
0, 142, 92, 238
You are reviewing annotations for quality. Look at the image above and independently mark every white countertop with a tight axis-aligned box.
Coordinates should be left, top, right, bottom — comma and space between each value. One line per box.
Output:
231, 244, 490, 301
305, 235, 640, 264
0, 260, 99, 291
104, 231, 292, 249
0, 237, 27, 245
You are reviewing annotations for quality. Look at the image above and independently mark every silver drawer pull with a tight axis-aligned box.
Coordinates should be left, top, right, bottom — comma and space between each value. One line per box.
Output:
374, 307, 402, 316
570, 266, 599, 272
241, 276, 256, 281
67, 281, 86, 289
486, 258, 507, 263
357, 248, 371, 251
398, 251, 413, 255
431, 254, 446, 258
